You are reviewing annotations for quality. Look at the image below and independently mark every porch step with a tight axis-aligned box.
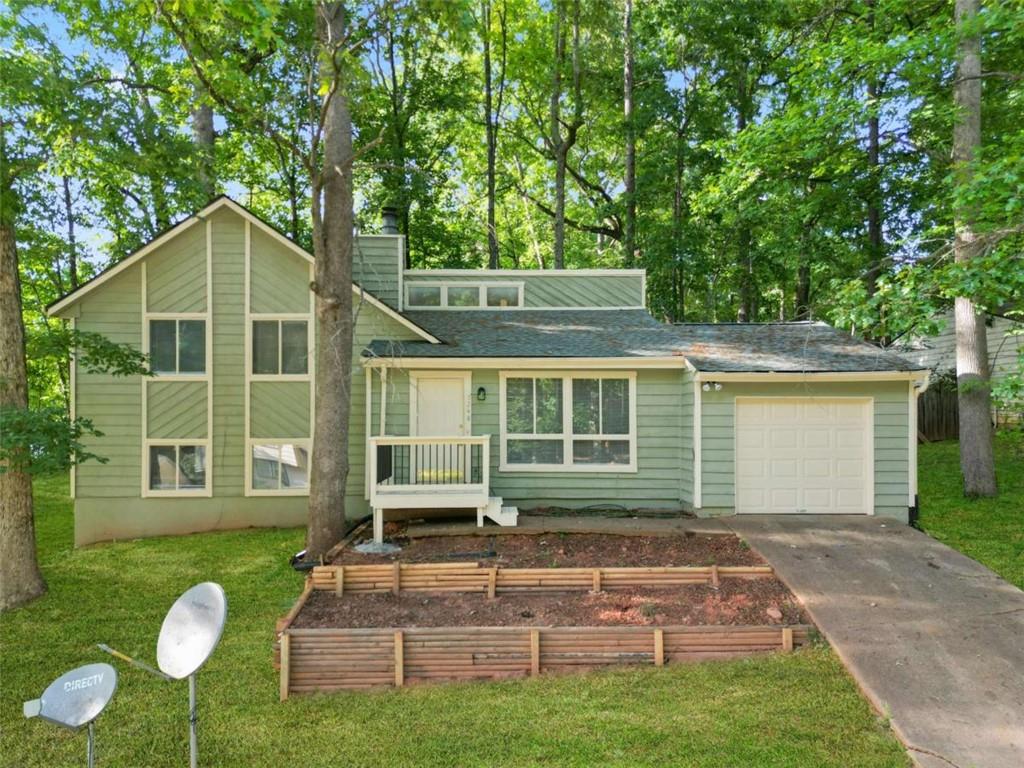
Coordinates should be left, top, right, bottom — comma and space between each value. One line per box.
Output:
478, 497, 519, 528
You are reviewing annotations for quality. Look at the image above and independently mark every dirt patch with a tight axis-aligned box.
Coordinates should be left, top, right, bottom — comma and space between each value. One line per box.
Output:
333, 532, 763, 568
293, 579, 805, 629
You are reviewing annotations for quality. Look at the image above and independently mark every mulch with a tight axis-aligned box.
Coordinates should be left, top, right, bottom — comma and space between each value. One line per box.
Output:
292, 579, 806, 629
332, 532, 765, 568
297, 532, 806, 631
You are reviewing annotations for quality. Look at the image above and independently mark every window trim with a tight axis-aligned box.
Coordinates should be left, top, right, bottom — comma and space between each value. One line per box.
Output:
498, 371, 637, 473
404, 281, 524, 310
245, 439, 312, 496
249, 314, 312, 381
143, 440, 212, 497
145, 313, 210, 380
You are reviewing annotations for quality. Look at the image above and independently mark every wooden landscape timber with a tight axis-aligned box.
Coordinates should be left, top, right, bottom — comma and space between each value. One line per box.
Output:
277, 624, 813, 697
309, 563, 775, 596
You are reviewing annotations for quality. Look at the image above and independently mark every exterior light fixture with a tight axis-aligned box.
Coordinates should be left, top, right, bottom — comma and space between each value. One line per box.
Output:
701, 383, 711, 392
714, 383, 723, 391
476, 387, 487, 401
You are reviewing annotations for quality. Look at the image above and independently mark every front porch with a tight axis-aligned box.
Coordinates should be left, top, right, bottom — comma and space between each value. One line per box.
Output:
368, 435, 517, 543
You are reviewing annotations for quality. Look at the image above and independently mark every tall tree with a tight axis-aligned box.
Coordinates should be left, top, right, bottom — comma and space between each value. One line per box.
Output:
481, 0, 508, 268
547, 0, 583, 269
622, 0, 636, 267
0, 156, 47, 611
952, 0, 997, 497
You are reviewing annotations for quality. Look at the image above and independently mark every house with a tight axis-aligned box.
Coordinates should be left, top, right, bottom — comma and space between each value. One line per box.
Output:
48, 197, 929, 546
894, 308, 1023, 382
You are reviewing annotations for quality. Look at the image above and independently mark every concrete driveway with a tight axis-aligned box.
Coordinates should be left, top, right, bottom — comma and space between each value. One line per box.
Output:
726, 515, 1024, 768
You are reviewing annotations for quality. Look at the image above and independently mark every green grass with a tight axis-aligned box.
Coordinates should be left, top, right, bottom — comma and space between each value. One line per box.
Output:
917, 431, 1024, 589
0, 476, 909, 767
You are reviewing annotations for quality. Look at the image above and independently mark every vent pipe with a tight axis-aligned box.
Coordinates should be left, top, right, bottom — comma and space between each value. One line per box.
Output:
381, 206, 399, 235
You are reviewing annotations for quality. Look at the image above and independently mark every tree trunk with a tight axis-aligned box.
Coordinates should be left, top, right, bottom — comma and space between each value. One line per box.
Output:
864, 0, 883, 297
735, 62, 754, 322
482, 0, 499, 269
953, 0, 997, 496
62, 175, 77, 290
622, 0, 636, 268
307, 1, 355, 557
0, 217, 47, 611
549, 0, 566, 269
192, 83, 216, 200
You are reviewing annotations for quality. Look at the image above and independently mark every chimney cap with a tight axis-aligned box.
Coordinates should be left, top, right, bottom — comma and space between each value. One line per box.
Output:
381, 206, 399, 235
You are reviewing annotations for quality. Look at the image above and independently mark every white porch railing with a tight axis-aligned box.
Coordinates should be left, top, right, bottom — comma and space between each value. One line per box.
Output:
368, 435, 491, 542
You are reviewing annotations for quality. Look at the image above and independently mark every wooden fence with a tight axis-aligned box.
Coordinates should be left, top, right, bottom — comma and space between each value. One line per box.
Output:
310, 562, 775, 597
278, 624, 812, 697
918, 387, 959, 442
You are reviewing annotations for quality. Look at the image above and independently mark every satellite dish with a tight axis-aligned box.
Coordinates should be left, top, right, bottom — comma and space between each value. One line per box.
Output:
24, 663, 117, 767
157, 582, 227, 680
24, 662, 117, 730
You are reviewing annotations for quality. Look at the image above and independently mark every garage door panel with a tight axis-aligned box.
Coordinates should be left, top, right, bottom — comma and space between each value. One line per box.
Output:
769, 430, 798, 450
736, 398, 872, 515
769, 459, 797, 477
770, 488, 798, 510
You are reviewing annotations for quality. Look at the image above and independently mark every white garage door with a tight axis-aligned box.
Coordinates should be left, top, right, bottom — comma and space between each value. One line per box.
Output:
735, 398, 873, 515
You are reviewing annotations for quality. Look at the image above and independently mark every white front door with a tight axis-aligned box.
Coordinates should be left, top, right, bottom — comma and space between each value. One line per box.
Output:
735, 397, 873, 514
410, 373, 471, 484
412, 373, 470, 436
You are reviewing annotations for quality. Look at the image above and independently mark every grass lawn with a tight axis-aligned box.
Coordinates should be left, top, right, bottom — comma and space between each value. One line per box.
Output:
917, 431, 1024, 589
0, 476, 910, 767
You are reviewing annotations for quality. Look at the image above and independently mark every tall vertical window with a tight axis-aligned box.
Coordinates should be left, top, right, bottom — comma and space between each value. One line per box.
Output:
500, 373, 635, 471
252, 320, 309, 375
149, 319, 206, 374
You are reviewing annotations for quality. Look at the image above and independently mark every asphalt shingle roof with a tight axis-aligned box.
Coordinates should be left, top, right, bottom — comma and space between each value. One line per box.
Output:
363, 309, 922, 373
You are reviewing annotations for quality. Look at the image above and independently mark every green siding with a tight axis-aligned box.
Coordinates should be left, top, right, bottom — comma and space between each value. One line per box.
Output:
251, 382, 310, 438
403, 272, 644, 308
354, 237, 401, 307
250, 229, 310, 313
374, 368, 685, 510
699, 381, 910, 520
209, 208, 247, 497
147, 381, 207, 439
145, 223, 206, 312
679, 372, 694, 506
75, 264, 142, 498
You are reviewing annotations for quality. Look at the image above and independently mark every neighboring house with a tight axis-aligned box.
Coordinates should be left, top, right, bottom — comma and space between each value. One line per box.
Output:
49, 197, 928, 546
895, 308, 1023, 383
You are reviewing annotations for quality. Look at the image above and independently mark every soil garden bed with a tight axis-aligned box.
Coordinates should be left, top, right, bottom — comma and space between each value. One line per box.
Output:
332, 532, 763, 568
277, 533, 814, 697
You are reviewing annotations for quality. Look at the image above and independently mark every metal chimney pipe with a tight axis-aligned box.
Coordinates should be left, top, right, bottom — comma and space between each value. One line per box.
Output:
381, 206, 399, 235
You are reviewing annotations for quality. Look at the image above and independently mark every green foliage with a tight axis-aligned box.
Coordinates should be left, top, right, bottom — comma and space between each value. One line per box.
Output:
0, 406, 106, 474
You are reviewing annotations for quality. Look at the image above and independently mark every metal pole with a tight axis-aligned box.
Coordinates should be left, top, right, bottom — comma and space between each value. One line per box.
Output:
189, 674, 198, 768
87, 722, 95, 768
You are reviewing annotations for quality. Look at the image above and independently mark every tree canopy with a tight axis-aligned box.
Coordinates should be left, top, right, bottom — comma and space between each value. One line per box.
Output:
3, 0, 1022, 446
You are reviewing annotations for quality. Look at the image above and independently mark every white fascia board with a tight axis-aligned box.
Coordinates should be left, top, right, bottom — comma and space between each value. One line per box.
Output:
691, 370, 929, 382
362, 356, 690, 370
